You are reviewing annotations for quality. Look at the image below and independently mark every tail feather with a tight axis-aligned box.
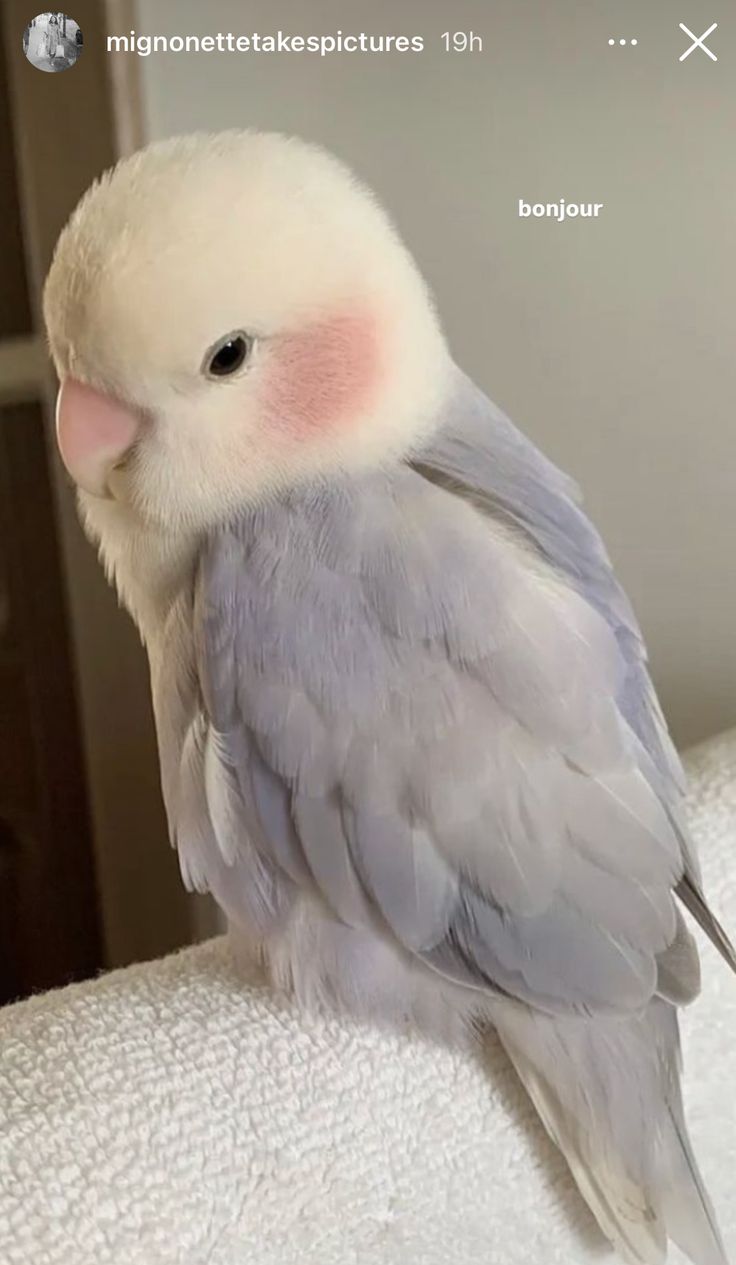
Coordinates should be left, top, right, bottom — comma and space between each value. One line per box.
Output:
504, 1045, 667, 1265
491, 999, 728, 1265
658, 1102, 728, 1265
676, 875, 736, 976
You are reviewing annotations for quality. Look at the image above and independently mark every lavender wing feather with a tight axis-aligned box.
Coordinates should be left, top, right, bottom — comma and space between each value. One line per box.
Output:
188, 420, 700, 1016
151, 369, 733, 1264
413, 370, 736, 973
412, 369, 685, 800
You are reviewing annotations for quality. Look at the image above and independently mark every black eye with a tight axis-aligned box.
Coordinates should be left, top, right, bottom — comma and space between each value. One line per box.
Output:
204, 332, 251, 379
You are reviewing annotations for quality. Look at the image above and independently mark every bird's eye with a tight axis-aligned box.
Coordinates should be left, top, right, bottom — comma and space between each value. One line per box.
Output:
203, 332, 252, 379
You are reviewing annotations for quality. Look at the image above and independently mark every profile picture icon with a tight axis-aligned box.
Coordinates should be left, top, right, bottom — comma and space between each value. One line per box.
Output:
22, 12, 83, 73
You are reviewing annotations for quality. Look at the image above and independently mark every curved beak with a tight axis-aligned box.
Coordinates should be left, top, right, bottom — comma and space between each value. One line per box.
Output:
55, 378, 142, 499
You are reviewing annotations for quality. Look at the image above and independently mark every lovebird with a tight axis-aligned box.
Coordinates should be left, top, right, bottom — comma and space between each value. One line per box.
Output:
44, 131, 735, 1265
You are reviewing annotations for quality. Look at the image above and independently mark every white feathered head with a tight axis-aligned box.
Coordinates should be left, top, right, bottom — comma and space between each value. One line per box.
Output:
44, 130, 449, 539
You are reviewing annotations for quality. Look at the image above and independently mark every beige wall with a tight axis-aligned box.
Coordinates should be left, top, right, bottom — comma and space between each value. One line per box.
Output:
131, 0, 735, 750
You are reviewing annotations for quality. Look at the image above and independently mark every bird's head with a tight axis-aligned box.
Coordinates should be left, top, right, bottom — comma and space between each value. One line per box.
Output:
44, 131, 449, 555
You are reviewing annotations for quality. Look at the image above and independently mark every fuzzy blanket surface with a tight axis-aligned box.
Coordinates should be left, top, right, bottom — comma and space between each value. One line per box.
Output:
1, 731, 735, 1265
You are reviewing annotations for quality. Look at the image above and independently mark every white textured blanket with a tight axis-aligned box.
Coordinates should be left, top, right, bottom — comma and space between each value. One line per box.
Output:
1, 732, 735, 1265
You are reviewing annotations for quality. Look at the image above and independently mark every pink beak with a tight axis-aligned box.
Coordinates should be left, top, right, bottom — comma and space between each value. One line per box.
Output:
55, 378, 142, 498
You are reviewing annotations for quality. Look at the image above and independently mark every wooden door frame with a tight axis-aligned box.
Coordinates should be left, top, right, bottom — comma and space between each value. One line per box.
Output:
1, 0, 199, 968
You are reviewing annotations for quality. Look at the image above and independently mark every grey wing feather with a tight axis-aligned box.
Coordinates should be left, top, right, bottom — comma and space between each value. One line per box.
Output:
409, 368, 736, 970
190, 441, 696, 1017
410, 369, 686, 799
163, 370, 733, 1265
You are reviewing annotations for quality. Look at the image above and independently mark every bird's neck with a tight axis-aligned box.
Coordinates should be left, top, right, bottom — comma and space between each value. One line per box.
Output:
80, 495, 202, 646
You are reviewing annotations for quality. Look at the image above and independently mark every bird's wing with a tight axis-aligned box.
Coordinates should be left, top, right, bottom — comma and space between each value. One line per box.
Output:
413, 369, 685, 801
184, 441, 704, 1017
411, 369, 736, 973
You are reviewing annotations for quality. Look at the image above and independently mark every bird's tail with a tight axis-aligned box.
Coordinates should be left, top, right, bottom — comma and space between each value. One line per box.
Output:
490, 998, 728, 1265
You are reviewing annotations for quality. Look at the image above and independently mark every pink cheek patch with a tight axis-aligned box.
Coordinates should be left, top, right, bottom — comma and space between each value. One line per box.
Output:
260, 311, 382, 440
